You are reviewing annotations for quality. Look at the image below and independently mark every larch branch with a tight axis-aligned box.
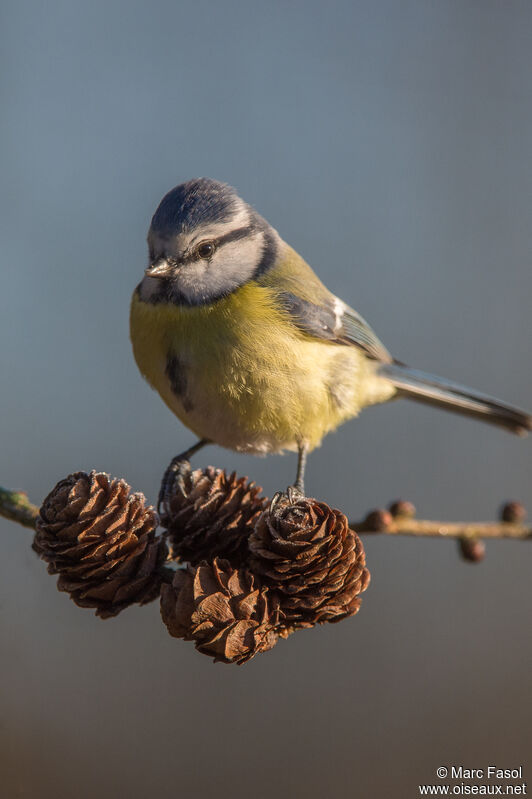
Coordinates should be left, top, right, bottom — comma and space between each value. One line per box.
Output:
1, 482, 530, 541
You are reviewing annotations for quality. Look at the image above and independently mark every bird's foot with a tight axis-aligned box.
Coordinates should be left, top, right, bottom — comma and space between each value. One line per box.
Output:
269, 484, 306, 514
287, 483, 305, 502
158, 457, 192, 518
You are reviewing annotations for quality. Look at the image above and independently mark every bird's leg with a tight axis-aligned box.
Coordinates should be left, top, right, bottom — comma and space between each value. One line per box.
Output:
270, 443, 309, 512
158, 438, 210, 515
293, 442, 308, 495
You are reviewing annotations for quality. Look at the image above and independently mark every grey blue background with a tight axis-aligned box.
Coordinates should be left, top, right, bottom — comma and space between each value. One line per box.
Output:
1, 2, 531, 797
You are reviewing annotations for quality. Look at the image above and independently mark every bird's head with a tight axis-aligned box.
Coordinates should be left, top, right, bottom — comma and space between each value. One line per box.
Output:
140, 178, 279, 305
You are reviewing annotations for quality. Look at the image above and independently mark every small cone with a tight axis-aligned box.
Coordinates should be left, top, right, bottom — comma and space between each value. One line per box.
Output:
161, 558, 280, 664
34, 471, 165, 618
162, 466, 267, 566
249, 494, 370, 630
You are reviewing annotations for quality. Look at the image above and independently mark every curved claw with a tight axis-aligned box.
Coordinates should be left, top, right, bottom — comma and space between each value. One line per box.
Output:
268, 485, 306, 515
269, 491, 284, 513
287, 485, 305, 504
157, 439, 210, 517
157, 458, 192, 517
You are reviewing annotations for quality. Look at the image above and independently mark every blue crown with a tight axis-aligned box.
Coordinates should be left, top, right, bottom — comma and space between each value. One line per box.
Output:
151, 178, 239, 235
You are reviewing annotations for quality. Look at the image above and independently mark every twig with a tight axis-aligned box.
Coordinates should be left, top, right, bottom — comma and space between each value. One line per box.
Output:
354, 514, 532, 540
1, 483, 530, 542
352, 500, 531, 541
0, 486, 40, 529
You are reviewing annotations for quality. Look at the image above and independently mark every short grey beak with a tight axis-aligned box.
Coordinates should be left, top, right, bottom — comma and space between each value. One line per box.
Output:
145, 258, 174, 278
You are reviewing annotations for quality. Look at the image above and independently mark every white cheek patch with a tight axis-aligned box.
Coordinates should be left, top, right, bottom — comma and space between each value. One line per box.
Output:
175, 229, 265, 304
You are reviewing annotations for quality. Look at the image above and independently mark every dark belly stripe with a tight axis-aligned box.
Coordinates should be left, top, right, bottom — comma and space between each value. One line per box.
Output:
165, 355, 193, 412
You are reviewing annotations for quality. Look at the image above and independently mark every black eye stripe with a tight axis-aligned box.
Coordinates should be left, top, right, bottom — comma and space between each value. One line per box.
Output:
181, 224, 257, 264
215, 224, 256, 247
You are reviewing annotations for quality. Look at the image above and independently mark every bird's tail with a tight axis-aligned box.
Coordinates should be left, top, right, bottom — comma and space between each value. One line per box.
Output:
379, 362, 532, 436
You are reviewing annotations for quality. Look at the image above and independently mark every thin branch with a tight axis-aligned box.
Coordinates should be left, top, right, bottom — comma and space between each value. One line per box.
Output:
0, 486, 40, 529
1, 482, 530, 542
353, 512, 532, 540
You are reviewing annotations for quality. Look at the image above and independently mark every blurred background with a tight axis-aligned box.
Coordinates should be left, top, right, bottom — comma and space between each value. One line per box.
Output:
1, 1, 531, 797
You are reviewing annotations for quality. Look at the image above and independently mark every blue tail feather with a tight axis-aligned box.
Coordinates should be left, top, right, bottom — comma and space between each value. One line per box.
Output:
379, 363, 532, 436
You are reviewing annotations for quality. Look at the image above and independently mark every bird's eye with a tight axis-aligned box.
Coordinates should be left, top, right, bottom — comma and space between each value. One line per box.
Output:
197, 241, 216, 259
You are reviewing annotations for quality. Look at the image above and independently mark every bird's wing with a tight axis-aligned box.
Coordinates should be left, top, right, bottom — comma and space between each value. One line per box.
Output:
258, 245, 392, 362
276, 291, 392, 363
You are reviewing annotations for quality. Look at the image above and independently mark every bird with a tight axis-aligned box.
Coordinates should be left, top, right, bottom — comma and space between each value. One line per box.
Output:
130, 177, 531, 507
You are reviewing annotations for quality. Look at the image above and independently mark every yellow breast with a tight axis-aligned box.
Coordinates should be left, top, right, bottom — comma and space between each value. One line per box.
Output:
129, 282, 380, 453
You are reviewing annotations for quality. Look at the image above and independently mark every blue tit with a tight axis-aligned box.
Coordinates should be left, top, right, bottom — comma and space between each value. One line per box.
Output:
130, 178, 531, 502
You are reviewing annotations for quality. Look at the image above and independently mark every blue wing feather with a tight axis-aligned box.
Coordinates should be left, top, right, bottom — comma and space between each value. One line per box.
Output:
277, 291, 392, 362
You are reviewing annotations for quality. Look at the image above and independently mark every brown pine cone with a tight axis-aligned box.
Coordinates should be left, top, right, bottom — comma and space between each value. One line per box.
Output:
248, 494, 370, 630
162, 465, 267, 566
160, 558, 280, 664
33, 471, 166, 618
